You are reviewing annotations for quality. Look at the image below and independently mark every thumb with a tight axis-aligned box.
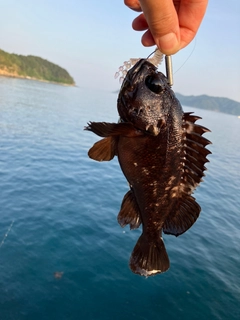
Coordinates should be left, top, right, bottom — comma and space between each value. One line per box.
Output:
139, 0, 180, 55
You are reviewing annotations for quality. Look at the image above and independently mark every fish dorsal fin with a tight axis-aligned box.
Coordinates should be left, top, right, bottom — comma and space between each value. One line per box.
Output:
163, 112, 211, 236
182, 112, 211, 190
117, 189, 141, 230
88, 137, 117, 161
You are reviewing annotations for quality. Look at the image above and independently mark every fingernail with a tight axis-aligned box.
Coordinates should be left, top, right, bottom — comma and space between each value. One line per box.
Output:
157, 32, 179, 54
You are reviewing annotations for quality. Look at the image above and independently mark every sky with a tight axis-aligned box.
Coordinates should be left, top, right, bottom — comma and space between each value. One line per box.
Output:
0, 0, 240, 101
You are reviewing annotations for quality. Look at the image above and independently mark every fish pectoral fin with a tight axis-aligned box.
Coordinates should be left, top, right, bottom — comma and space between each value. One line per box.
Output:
85, 122, 138, 137
163, 195, 200, 236
117, 189, 141, 229
130, 234, 170, 277
88, 137, 117, 161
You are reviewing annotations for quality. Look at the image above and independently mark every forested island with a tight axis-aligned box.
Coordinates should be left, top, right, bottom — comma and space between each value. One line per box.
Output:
0, 49, 75, 85
113, 90, 240, 116
176, 93, 240, 116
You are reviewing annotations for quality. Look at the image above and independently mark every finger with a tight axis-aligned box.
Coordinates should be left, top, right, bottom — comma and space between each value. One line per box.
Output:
139, 0, 180, 54
132, 14, 156, 47
132, 13, 148, 31
141, 29, 156, 47
124, 0, 142, 12
177, 0, 208, 49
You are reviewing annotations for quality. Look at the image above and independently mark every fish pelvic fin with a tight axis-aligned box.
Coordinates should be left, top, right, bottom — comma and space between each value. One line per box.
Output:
163, 194, 200, 236
88, 137, 117, 161
129, 234, 170, 277
117, 189, 141, 230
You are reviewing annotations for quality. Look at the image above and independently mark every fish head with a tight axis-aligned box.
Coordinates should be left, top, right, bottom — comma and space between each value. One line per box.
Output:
117, 59, 181, 136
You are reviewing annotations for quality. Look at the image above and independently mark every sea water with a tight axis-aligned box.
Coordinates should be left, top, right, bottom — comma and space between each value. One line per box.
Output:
0, 77, 239, 320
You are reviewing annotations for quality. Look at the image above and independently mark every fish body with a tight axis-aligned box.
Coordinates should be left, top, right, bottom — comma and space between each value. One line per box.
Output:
85, 59, 211, 276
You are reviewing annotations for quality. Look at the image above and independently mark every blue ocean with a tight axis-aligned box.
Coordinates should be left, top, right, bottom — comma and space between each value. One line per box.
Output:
0, 77, 239, 320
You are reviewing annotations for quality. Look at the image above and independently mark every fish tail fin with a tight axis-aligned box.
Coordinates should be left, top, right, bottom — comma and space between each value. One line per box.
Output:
129, 233, 170, 277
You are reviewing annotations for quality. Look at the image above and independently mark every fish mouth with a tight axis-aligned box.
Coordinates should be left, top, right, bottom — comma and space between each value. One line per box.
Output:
145, 124, 160, 136
144, 118, 165, 136
132, 118, 164, 136
119, 117, 161, 136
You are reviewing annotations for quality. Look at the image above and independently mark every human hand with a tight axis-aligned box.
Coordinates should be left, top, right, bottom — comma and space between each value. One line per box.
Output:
124, 0, 208, 55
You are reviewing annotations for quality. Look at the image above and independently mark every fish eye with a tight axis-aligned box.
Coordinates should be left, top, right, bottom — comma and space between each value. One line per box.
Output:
145, 75, 164, 94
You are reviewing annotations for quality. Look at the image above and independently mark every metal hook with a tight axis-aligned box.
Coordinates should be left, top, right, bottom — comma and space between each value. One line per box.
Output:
165, 55, 173, 86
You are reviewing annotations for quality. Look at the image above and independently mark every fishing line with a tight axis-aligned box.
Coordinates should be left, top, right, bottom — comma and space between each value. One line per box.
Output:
173, 37, 197, 75
0, 220, 15, 248
146, 48, 158, 60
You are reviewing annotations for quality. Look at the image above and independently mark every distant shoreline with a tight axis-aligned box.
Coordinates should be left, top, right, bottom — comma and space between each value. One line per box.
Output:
112, 90, 240, 116
0, 49, 75, 86
0, 71, 75, 87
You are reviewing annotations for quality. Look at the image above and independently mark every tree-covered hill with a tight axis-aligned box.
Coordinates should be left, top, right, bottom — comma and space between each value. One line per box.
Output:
176, 93, 240, 116
113, 89, 240, 116
0, 49, 75, 85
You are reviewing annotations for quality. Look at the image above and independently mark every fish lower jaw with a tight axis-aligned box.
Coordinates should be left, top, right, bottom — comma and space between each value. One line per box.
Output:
145, 124, 160, 136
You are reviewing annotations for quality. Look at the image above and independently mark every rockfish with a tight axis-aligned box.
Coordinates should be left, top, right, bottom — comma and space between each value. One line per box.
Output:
85, 59, 211, 276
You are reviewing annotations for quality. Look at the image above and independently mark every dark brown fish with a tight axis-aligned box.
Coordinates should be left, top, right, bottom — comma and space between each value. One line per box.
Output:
85, 59, 211, 276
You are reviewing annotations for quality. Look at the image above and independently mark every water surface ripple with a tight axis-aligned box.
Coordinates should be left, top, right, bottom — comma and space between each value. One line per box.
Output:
0, 77, 239, 320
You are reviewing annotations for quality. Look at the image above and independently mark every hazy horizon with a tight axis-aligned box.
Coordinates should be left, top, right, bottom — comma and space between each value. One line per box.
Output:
1, 0, 240, 102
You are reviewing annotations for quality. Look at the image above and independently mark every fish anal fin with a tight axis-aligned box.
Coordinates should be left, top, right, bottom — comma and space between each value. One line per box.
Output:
88, 137, 116, 161
163, 195, 200, 236
117, 190, 141, 229
130, 234, 170, 276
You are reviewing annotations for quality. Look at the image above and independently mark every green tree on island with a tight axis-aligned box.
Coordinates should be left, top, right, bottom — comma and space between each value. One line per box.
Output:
0, 49, 75, 85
